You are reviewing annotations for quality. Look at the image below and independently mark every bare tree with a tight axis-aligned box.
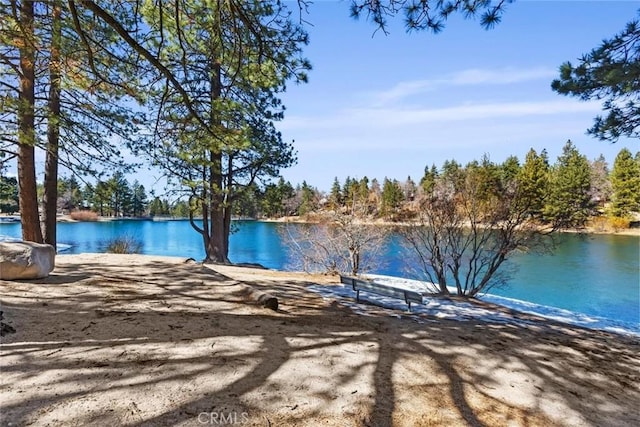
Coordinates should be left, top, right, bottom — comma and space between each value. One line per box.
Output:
402, 162, 553, 297
283, 209, 389, 276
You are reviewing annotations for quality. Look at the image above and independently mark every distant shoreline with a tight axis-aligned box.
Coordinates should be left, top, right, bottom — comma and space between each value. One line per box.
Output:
1, 213, 639, 237
261, 215, 640, 237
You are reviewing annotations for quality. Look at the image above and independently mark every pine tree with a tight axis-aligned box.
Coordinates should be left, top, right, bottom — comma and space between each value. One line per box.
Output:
149, 197, 165, 217
342, 177, 358, 208
473, 154, 502, 202
381, 178, 404, 218
350, 0, 510, 33
106, 171, 131, 217
0, 175, 18, 214
1, 1, 143, 245
93, 181, 111, 216
298, 181, 317, 216
610, 148, 640, 217
441, 159, 464, 193
501, 155, 521, 186
552, 12, 639, 141
57, 176, 83, 212
357, 177, 370, 206
420, 164, 438, 194
329, 177, 343, 209
131, 181, 148, 217
589, 154, 612, 209
517, 148, 549, 219
544, 141, 593, 228
172, 200, 191, 218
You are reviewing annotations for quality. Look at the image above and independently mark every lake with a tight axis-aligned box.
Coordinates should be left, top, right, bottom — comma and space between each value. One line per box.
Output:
1, 219, 638, 334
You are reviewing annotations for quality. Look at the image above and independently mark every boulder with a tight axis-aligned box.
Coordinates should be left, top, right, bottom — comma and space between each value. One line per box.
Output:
0, 241, 55, 280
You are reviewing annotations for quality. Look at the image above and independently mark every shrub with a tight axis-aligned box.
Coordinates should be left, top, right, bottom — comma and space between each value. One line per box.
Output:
281, 212, 389, 275
588, 215, 631, 232
608, 216, 631, 231
105, 235, 143, 254
69, 210, 98, 221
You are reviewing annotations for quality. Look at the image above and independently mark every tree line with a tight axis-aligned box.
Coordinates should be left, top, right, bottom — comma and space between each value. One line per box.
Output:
1, 142, 638, 230
238, 142, 640, 229
0, 172, 144, 217
0, 171, 199, 218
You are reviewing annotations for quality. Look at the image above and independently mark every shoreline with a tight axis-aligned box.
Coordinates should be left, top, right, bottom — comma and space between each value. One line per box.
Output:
211, 260, 640, 338
260, 216, 640, 236
2, 219, 638, 335
51, 253, 638, 337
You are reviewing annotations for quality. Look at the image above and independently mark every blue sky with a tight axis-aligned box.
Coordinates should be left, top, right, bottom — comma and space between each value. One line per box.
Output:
9, 1, 637, 195
275, 0, 639, 191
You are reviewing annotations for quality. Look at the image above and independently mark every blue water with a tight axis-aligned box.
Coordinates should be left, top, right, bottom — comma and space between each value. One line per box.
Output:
2, 220, 638, 334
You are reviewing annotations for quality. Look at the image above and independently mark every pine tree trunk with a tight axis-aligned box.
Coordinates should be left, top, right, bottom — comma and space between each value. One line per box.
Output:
43, 0, 62, 248
204, 149, 230, 264
201, 56, 229, 264
17, 0, 43, 243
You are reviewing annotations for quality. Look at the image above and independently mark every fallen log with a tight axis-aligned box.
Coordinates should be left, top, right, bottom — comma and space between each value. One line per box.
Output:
245, 288, 279, 311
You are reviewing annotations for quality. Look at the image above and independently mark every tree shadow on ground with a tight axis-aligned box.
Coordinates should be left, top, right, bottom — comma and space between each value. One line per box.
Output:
1, 256, 639, 426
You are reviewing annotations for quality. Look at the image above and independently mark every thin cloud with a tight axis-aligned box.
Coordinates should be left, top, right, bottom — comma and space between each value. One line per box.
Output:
350, 99, 601, 126
373, 66, 557, 106
280, 99, 602, 132
291, 116, 595, 152
450, 67, 557, 85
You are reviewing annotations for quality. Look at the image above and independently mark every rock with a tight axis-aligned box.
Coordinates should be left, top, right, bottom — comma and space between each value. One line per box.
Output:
0, 241, 56, 280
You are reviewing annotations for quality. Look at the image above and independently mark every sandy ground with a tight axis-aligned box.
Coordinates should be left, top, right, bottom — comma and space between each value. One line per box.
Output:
1, 254, 639, 427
